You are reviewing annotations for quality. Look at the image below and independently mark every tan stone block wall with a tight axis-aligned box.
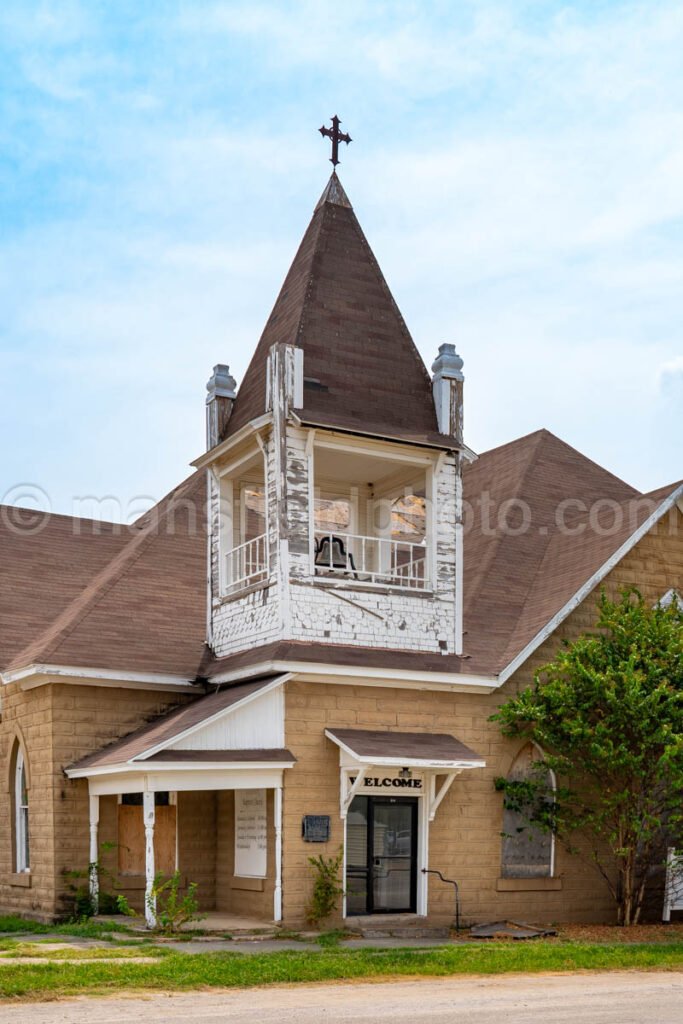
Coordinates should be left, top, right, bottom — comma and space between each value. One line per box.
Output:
215, 790, 275, 920
0, 682, 189, 920
0, 508, 677, 924
177, 791, 217, 911
282, 681, 618, 927
0, 682, 56, 920
51, 685, 190, 918
280, 509, 682, 927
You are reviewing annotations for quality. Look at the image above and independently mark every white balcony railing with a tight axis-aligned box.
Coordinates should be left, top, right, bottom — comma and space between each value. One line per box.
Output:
314, 531, 429, 590
224, 533, 269, 592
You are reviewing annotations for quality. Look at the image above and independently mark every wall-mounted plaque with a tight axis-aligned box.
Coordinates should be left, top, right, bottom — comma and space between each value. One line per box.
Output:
235, 789, 267, 877
302, 814, 331, 843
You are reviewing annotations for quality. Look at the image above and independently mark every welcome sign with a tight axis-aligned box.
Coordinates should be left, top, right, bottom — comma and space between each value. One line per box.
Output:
349, 772, 423, 793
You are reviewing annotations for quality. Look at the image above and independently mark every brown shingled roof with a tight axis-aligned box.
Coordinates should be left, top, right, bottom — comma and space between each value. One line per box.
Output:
6, 472, 208, 679
4, 429, 678, 687
325, 727, 484, 765
224, 173, 453, 447
0, 508, 132, 672
462, 428, 681, 675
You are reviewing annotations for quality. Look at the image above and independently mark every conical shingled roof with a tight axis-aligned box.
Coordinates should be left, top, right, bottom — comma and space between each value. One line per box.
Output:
226, 173, 449, 446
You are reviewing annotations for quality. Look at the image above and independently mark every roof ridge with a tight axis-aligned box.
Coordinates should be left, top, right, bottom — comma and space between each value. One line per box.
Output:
294, 202, 329, 347
7, 473, 201, 672
329, 195, 433, 389
474, 428, 628, 668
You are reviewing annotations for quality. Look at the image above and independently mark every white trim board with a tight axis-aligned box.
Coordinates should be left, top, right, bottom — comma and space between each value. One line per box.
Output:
498, 482, 683, 686
3, 664, 197, 693
191, 413, 272, 471
82, 767, 288, 796
210, 660, 498, 693
67, 760, 295, 783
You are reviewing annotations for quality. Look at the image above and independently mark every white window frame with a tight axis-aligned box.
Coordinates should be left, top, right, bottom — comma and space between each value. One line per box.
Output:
15, 748, 30, 873
309, 436, 438, 591
217, 446, 269, 596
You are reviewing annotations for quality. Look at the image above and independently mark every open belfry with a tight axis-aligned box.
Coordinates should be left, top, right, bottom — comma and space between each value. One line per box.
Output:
1, 120, 681, 930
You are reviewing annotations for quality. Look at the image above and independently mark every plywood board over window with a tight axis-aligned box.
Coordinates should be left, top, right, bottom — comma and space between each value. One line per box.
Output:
118, 795, 176, 877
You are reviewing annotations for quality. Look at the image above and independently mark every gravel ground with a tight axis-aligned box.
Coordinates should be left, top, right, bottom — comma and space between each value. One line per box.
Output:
1, 970, 682, 1023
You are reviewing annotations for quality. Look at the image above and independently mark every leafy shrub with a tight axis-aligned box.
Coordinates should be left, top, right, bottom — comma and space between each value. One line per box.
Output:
147, 871, 203, 934
306, 848, 344, 926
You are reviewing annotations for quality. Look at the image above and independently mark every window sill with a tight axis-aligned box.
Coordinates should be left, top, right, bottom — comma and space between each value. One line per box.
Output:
231, 876, 264, 892
217, 579, 272, 605
497, 877, 562, 892
301, 576, 436, 599
10, 872, 31, 888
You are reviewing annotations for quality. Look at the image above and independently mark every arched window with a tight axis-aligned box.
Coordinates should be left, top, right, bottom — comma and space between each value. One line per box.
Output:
14, 747, 30, 873
501, 744, 553, 879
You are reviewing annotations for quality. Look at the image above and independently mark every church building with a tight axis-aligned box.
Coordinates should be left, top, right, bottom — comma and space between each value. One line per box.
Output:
1, 140, 681, 929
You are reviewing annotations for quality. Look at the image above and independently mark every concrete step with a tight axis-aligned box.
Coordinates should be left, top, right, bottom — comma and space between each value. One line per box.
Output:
357, 926, 451, 939
347, 915, 451, 940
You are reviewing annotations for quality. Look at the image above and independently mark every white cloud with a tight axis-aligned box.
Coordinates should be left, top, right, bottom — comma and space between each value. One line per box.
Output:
0, 0, 681, 515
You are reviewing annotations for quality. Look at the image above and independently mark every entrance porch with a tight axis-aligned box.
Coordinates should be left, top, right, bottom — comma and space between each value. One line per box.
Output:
64, 675, 295, 928
84, 767, 290, 927
325, 727, 486, 920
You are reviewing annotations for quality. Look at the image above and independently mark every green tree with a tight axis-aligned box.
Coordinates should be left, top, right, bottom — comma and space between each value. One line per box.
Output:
492, 588, 683, 925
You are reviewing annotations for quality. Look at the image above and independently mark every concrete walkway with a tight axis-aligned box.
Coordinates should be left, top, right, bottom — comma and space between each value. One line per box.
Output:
2, 971, 682, 1022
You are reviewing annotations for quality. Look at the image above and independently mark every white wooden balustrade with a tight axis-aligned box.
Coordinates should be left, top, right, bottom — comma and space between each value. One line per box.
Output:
314, 531, 429, 590
224, 533, 269, 591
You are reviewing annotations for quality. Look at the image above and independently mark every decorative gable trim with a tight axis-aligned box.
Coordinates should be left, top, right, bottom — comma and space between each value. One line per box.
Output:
132, 673, 290, 761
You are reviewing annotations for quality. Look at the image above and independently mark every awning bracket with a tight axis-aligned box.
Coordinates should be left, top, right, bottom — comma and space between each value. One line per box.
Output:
340, 765, 368, 818
429, 770, 461, 822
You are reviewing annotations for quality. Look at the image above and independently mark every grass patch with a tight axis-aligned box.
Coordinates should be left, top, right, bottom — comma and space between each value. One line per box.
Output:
0, 916, 133, 941
317, 929, 346, 948
0, 941, 682, 1000
0, 940, 170, 961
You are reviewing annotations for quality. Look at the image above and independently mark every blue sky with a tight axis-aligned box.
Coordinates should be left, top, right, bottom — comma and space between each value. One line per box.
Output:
1, 0, 681, 520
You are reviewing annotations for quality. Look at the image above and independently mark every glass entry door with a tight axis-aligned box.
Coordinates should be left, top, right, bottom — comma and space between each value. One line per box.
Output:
346, 796, 418, 915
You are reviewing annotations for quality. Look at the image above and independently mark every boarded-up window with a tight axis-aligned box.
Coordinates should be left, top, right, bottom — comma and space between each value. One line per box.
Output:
501, 745, 553, 879
118, 795, 176, 877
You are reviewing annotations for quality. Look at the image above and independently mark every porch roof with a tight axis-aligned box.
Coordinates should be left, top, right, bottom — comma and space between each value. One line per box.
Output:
146, 749, 295, 763
325, 727, 485, 769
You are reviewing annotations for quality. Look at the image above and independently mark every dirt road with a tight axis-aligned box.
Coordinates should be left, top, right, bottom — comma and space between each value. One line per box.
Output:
3, 971, 682, 1023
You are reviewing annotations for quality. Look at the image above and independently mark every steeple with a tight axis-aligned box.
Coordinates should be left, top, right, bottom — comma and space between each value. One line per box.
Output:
226, 173, 451, 447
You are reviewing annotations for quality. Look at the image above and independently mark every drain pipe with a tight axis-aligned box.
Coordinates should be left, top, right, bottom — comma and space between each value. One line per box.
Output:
421, 868, 461, 933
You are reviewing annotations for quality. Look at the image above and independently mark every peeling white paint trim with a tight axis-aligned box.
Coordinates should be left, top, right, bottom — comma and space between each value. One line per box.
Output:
3, 664, 197, 691
191, 413, 272, 470
498, 482, 683, 686
454, 459, 464, 657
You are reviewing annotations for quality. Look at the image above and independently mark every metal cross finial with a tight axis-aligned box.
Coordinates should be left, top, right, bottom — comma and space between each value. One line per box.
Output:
319, 115, 352, 167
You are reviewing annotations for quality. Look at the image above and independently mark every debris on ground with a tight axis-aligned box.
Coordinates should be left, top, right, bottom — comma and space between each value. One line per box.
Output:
469, 920, 558, 940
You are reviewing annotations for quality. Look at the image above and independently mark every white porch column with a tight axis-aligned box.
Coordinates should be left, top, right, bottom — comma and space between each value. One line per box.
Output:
143, 791, 156, 928
274, 786, 283, 922
88, 794, 99, 915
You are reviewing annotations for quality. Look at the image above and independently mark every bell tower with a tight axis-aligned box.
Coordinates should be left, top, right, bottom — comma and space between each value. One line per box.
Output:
196, 135, 468, 665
